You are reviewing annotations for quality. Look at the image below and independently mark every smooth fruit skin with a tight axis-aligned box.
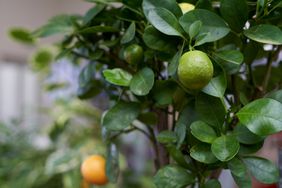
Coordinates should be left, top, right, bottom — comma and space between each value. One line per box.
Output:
123, 44, 143, 64
81, 155, 108, 185
179, 3, 195, 14
177, 50, 213, 90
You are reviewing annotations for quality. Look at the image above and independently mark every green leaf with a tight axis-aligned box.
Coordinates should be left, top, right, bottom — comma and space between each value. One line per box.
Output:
244, 24, 282, 45
234, 124, 264, 144
202, 74, 227, 98
102, 101, 140, 131
130, 67, 154, 96
179, 9, 230, 45
243, 157, 279, 184
78, 26, 119, 34
188, 20, 202, 39
228, 157, 248, 177
213, 50, 244, 74
78, 63, 96, 86
9, 27, 35, 45
153, 80, 177, 106
103, 68, 132, 86
175, 104, 198, 148
266, 89, 282, 103
157, 131, 177, 144
142, 0, 182, 19
211, 135, 240, 161
106, 143, 119, 183
166, 145, 191, 170
45, 150, 79, 175
143, 25, 178, 52
29, 47, 54, 71
153, 165, 195, 188
239, 142, 264, 155
228, 157, 251, 188
204, 179, 221, 188
138, 112, 158, 125
190, 121, 217, 143
237, 98, 282, 136
83, 4, 105, 24
220, 0, 248, 32
168, 49, 182, 76
196, 93, 226, 128
190, 143, 218, 164
33, 15, 77, 37
121, 22, 136, 44
147, 8, 185, 37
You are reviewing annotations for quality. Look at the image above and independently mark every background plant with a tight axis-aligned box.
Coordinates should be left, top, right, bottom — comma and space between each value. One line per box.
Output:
9, 0, 282, 187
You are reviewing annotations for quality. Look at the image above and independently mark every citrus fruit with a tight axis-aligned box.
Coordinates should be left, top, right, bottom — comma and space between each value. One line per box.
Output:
177, 50, 213, 90
123, 44, 143, 64
81, 155, 108, 185
179, 3, 195, 14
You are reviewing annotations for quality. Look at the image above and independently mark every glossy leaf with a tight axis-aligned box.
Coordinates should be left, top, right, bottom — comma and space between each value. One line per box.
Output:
179, 9, 230, 45
244, 24, 282, 45
202, 74, 227, 98
157, 131, 177, 144
243, 157, 279, 184
266, 89, 282, 103
103, 68, 132, 86
220, 0, 248, 32
147, 8, 185, 37
153, 80, 177, 106
190, 121, 217, 143
196, 93, 226, 128
83, 4, 105, 24
121, 22, 136, 44
237, 98, 282, 136
143, 25, 178, 52
188, 20, 202, 39
234, 124, 264, 144
33, 15, 77, 37
204, 179, 221, 188
211, 135, 240, 161
213, 50, 244, 74
175, 104, 198, 148
153, 165, 195, 188
190, 143, 218, 164
229, 157, 251, 188
78, 26, 119, 34
142, 0, 182, 19
130, 67, 154, 96
239, 142, 264, 155
102, 102, 140, 131
106, 143, 119, 183
168, 49, 182, 76
166, 145, 191, 170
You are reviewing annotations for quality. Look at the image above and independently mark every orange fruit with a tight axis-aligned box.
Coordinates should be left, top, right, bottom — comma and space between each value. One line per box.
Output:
81, 155, 108, 185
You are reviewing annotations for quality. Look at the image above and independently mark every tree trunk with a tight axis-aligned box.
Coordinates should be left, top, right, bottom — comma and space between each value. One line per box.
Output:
154, 109, 170, 169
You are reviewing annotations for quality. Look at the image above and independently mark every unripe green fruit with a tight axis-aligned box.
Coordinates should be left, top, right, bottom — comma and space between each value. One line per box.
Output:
177, 50, 213, 90
123, 44, 143, 64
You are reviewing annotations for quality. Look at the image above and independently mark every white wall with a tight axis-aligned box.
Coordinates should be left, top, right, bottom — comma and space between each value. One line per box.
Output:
0, 0, 92, 122
0, 0, 91, 61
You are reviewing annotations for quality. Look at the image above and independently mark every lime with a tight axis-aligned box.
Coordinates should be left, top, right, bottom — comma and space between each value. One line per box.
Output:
179, 3, 195, 14
177, 50, 213, 90
123, 44, 143, 64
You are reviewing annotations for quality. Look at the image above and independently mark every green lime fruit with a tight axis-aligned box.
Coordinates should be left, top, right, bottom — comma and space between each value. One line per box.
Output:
123, 44, 143, 64
177, 50, 213, 90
